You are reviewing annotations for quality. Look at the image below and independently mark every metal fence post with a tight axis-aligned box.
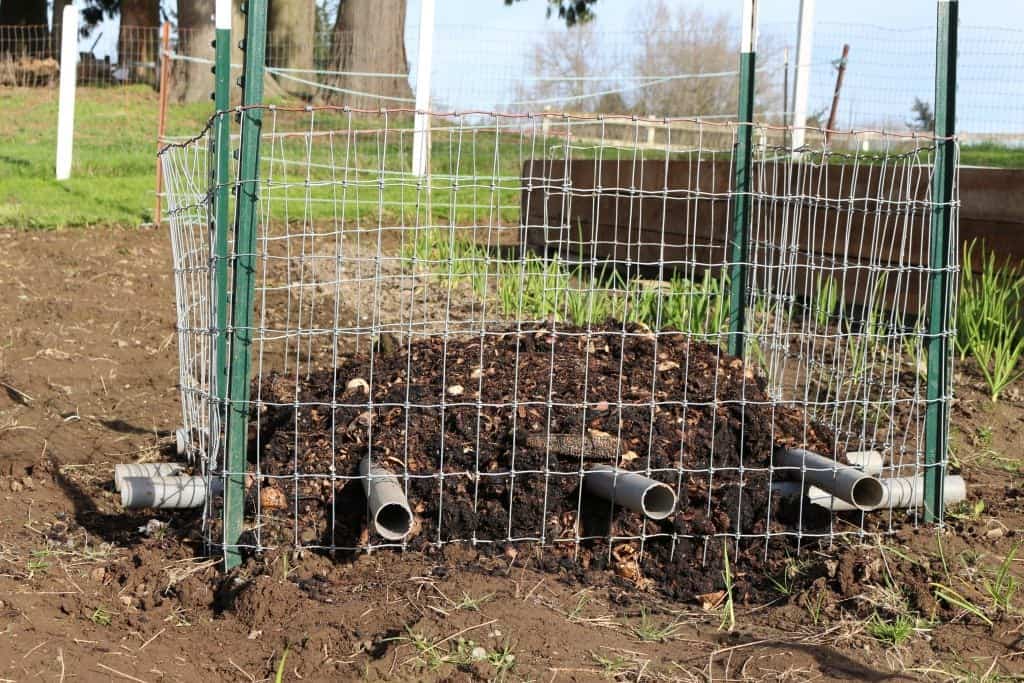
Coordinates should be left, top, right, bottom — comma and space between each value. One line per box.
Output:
211, 0, 233, 558
223, 0, 269, 570
924, 0, 958, 523
728, 0, 757, 358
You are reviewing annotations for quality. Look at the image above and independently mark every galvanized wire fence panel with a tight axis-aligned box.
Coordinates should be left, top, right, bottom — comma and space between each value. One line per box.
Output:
160, 107, 956, 594
161, 131, 214, 472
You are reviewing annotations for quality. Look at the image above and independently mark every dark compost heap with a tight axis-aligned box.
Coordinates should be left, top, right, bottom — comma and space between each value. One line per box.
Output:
243, 324, 837, 600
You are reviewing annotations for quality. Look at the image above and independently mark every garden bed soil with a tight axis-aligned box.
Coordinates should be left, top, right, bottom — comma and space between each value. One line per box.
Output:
1, 227, 1023, 681
246, 324, 836, 601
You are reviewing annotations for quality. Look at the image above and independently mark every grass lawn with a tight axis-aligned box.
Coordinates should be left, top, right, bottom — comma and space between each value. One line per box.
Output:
0, 86, 211, 228
1, 85, 1021, 229
959, 141, 1024, 168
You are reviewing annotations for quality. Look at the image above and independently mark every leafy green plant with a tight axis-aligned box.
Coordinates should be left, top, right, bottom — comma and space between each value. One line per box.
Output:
90, 607, 113, 626
957, 240, 1024, 401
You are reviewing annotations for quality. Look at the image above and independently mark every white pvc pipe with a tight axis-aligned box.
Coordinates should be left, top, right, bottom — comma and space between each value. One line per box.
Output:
845, 450, 884, 475
175, 428, 189, 456
120, 476, 219, 509
775, 447, 884, 511
773, 475, 966, 512
56, 4, 79, 180
411, 0, 435, 177
877, 475, 966, 510
359, 457, 414, 541
114, 463, 185, 492
583, 466, 677, 520
790, 0, 815, 153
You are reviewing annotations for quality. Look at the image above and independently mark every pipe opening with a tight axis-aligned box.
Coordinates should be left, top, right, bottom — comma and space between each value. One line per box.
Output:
851, 476, 885, 510
374, 502, 412, 541
641, 484, 676, 520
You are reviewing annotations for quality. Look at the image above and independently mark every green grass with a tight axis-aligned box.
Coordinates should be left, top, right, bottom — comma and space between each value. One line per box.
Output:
0, 86, 212, 228
866, 612, 919, 646
9, 86, 1019, 232
628, 608, 683, 643
0, 86, 529, 228
959, 142, 1024, 168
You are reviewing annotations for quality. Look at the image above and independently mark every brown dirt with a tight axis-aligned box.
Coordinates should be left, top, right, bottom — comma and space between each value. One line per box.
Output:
2, 226, 1023, 682
246, 326, 836, 602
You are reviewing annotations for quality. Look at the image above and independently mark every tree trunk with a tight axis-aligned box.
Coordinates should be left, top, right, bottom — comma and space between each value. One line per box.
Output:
0, 0, 49, 59
0, 0, 46, 25
118, 0, 160, 86
329, 0, 412, 108
170, 0, 215, 102
268, 0, 315, 97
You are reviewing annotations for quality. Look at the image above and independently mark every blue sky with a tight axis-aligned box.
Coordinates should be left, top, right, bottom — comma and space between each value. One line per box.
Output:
409, 1, 1024, 133
417, 0, 1024, 33
78, 0, 1024, 134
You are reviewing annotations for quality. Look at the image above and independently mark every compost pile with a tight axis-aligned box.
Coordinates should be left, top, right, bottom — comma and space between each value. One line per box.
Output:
243, 323, 836, 600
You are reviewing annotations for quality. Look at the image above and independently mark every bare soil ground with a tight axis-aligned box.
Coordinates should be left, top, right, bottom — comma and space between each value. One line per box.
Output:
2, 227, 1024, 682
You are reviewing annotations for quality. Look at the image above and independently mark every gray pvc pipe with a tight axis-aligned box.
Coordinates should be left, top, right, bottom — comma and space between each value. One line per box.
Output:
775, 447, 885, 511
120, 475, 220, 509
359, 457, 414, 541
583, 465, 677, 520
773, 475, 967, 512
114, 463, 184, 492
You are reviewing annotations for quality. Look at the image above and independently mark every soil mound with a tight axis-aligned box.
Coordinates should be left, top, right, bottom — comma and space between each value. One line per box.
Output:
244, 324, 836, 599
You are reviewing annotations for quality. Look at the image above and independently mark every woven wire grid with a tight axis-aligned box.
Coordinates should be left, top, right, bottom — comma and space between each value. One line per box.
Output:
159, 107, 957, 572
161, 133, 214, 472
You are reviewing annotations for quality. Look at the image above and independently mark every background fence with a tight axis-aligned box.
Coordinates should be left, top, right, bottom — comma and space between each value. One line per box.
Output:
2, 17, 1023, 143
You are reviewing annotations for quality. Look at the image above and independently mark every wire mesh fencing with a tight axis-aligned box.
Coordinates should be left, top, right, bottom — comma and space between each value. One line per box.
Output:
160, 107, 957, 595
3, 16, 1022, 141
0, 23, 162, 87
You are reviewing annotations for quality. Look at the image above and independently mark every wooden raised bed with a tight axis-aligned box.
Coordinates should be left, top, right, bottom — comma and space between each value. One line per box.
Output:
521, 158, 1024, 311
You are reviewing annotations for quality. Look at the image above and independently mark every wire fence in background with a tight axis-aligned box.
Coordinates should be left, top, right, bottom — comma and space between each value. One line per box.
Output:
800, 23, 1024, 141
3, 19, 1022, 142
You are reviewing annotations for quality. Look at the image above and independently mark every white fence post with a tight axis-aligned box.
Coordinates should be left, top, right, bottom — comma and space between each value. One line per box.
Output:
56, 4, 79, 181
411, 0, 435, 178
790, 0, 815, 154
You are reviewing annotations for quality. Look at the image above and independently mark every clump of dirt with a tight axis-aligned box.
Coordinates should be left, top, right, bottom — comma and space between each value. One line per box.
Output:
237, 323, 836, 600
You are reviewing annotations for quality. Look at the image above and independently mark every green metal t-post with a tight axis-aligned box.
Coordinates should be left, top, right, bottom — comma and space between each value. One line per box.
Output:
924, 0, 957, 523
211, 0, 231, 523
728, 0, 757, 358
223, 0, 269, 570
